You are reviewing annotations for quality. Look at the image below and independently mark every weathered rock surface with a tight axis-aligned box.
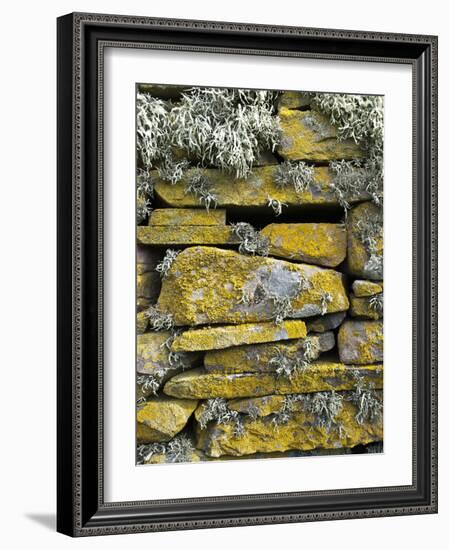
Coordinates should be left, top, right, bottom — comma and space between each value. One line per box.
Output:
349, 294, 383, 320
149, 208, 226, 226
137, 226, 238, 246
261, 223, 346, 267
204, 332, 335, 373
277, 108, 364, 162
171, 320, 307, 352
156, 246, 349, 326
154, 166, 370, 209
306, 311, 346, 333
227, 394, 290, 417
137, 331, 199, 379
136, 396, 198, 443
277, 91, 311, 110
137, 311, 148, 335
137, 271, 161, 307
347, 202, 383, 280
352, 280, 383, 297
196, 395, 383, 457
163, 362, 382, 399
338, 320, 383, 364
138, 83, 187, 99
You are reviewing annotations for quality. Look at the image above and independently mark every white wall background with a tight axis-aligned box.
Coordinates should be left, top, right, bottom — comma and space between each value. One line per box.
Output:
0, 0, 445, 547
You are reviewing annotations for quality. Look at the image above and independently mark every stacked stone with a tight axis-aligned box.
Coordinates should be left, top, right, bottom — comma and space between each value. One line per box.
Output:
136, 89, 383, 464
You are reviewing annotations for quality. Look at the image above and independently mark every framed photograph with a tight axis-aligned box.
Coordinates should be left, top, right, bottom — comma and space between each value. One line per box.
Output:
57, 12, 438, 536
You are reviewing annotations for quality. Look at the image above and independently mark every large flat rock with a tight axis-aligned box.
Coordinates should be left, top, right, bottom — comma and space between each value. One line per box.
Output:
203, 332, 335, 373
153, 166, 370, 209
149, 208, 226, 226
196, 394, 383, 457
261, 223, 346, 267
156, 246, 349, 326
163, 362, 383, 399
136, 396, 198, 443
137, 225, 238, 246
170, 320, 307, 352
338, 320, 383, 364
277, 108, 364, 162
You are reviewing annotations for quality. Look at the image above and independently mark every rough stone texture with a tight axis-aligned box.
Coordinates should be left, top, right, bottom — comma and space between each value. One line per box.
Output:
306, 311, 346, 333
137, 271, 161, 308
171, 320, 307, 352
277, 91, 311, 110
149, 208, 226, 226
349, 294, 383, 320
137, 246, 164, 274
261, 223, 347, 267
196, 394, 383, 457
153, 166, 370, 209
277, 108, 364, 162
227, 394, 290, 417
137, 331, 199, 380
352, 280, 383, 297
157, 246, 349, 326
137, 311, 148, 335
338, 320, 383, 364
163, 362, 382, 399
347, 202, 383, 280
204, 332, 335, 373
136, 396, 198, 443
137, 225, 238, 246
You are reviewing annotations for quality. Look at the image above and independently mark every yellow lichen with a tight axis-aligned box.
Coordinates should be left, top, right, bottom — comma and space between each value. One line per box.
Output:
163, 362, 383, 399
137, 225, 237, 246
149, 208, 226, 226
261, 223, 346, 267
171, 320, 307, 352
277, 108, 364, 162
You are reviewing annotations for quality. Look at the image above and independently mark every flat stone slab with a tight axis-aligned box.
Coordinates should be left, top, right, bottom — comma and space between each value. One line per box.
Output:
149, 208, 226, 226
153, 166, 370, 209
306, 311, 346, 333
137, 226, 238, 246
163, 362, 383, 399
170, 320, 307, 353
203, 332, 335, 373
196, 393, 383, 457
136, 396, 198, 443
156, 246, 349, 326
338, 319, 383, 364
352, 280, 383, 297
349, 294, 383, 320
261, 223, 347, 267
347, 202, 383, 280
137, 331, 199, 378
277, 108, 364, 162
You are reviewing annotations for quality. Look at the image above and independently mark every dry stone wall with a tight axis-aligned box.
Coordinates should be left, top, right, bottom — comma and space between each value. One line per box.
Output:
136, 87, 384, 465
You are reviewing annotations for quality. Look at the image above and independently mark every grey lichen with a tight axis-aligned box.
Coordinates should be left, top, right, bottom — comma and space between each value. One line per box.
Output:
369, 293, 383, 314
155, 249, 180, 278
267, 196, 287, 217
144, 306, 174, 331
231, 222, 270, 256
302, 391, 345, 433
319, 291, 333, 316
310, 93, 384, 212
349, 370, 383, 425
137, 87, 281, 182
136, 169, 154, 224
184, 170, 218, 212
199, 397, 245, 437
355, 212, 383, 274
137, 434, 195, 465
274, 160, 315, 194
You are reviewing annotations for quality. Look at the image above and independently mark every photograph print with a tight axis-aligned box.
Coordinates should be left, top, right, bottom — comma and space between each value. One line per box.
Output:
134, 84, 384, 466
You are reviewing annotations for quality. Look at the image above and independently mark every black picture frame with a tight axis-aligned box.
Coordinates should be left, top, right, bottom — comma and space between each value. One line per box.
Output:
57, 12, 438, 536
